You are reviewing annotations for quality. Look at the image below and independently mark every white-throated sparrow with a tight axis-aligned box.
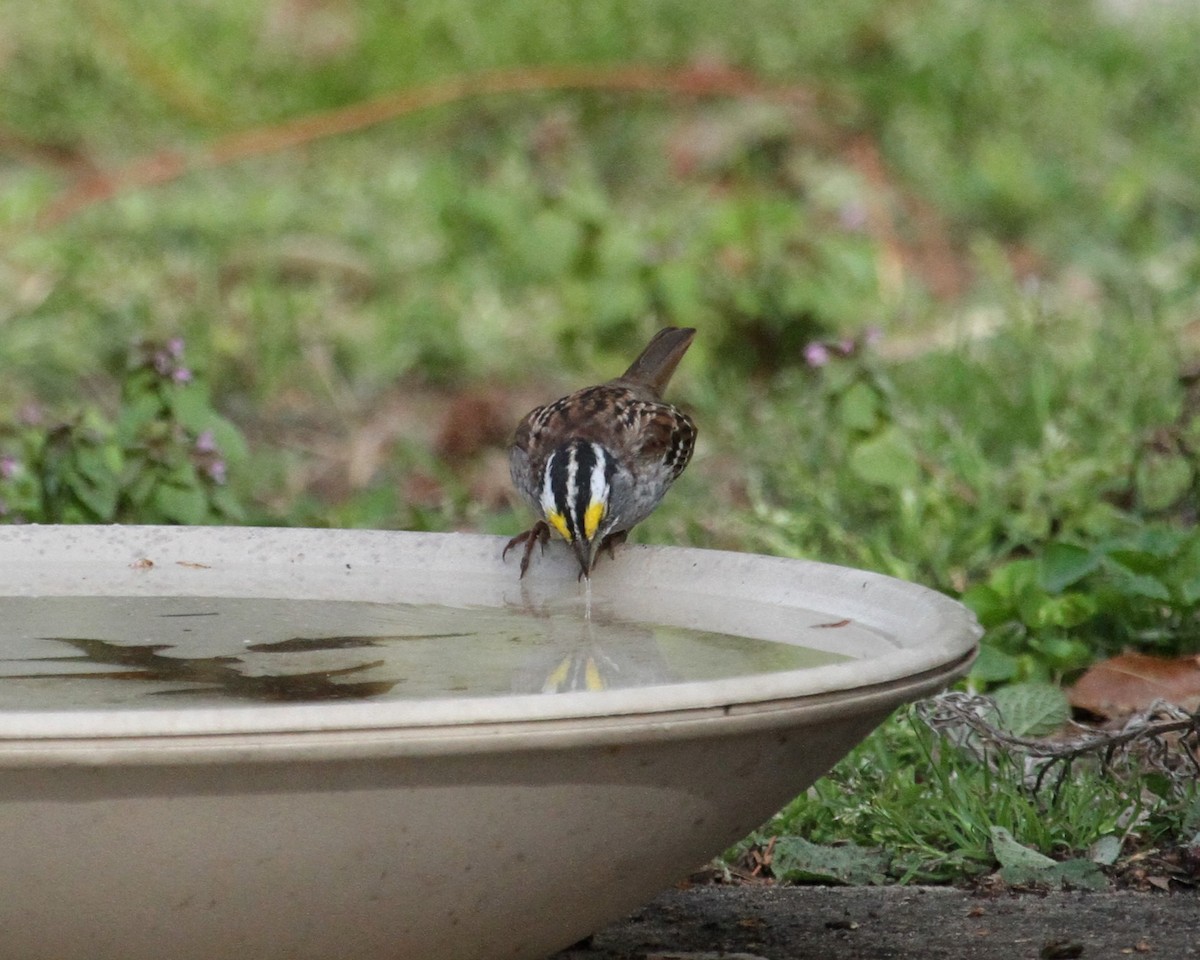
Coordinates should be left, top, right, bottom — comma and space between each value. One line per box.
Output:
504, 327, 697, 579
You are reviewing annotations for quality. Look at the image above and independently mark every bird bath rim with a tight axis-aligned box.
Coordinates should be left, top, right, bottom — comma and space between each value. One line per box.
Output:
0, 525, 979, 752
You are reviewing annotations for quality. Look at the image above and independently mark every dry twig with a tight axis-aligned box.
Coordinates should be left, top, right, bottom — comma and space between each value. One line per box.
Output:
38, 62, 816, 227
915, 691, 1200, 798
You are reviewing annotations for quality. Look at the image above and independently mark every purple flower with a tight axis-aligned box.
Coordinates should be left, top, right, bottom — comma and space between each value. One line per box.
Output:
0, 455, 18, 480
206, 460, 227, 485
147, 338, 191, 381
195, 430, 217, 454
803, 342, 831, 368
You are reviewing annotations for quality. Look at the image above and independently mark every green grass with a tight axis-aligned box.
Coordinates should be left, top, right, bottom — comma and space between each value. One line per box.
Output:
750, 704, 1199, 884
4, 0, 1200, 883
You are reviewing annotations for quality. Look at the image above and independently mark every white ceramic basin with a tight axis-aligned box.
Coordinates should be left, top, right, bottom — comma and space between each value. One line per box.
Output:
0, 526, 978, 960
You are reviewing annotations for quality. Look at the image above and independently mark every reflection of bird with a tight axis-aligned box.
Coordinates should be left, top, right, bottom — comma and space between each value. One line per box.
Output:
508, 620, 678, 695
504, 328, 697, 579
539, 648, 615, 693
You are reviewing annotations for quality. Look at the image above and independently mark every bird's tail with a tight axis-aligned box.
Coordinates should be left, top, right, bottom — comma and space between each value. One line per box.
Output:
619, 327, 696, 397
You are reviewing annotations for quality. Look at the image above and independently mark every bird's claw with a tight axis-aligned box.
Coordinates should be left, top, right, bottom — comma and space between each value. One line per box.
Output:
503, 521, 551, 578
600, 530, 627, 561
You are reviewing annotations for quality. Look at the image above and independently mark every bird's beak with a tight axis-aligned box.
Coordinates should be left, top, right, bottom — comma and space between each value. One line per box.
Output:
572, 537, 601, 580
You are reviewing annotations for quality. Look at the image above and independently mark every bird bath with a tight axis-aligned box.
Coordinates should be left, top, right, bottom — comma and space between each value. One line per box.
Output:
0, 525, 978, 960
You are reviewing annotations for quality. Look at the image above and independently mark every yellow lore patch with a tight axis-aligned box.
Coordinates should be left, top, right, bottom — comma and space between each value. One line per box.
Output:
583, 501, 605, 540
546, 510, 572, 542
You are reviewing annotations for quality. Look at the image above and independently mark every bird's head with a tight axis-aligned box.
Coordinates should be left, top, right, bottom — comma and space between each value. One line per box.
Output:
539, 439, 620, 579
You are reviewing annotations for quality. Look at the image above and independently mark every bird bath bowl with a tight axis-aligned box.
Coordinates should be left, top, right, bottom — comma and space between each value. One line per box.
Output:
0, 525, 978, 960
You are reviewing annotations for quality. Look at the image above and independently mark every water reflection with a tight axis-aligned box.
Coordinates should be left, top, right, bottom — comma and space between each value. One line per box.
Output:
509, 617, 674, 694
27, 635, 397, 702
0, 596, 850, 709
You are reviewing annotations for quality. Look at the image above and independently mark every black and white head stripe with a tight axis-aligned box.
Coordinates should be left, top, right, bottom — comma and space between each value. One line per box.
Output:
540, 440, 615, 543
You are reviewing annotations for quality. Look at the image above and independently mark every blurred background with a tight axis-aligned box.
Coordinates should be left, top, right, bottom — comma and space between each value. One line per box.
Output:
2, 0, 1200, 665
3, 0, 1200, 882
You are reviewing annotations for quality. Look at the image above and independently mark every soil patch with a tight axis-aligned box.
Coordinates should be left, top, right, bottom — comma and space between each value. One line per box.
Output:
552, 885, 1200, 960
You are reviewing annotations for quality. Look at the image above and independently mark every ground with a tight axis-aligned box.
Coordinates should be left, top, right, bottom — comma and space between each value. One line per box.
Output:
552, 885, 1200, 960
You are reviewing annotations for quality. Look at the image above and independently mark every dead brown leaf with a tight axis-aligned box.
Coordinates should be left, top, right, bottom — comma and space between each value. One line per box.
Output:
1067, 652, 1200, 718
435, 389, 512, 462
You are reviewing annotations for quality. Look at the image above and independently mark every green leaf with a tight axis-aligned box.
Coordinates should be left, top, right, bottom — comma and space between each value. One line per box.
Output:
989, 682, 1070, 737
1051, 858, 1107, 891
123, 463, 158, 507
1129, 526, 1188, 559
770, 836, 889, 885
816, 360, 858, 393
969, 643, 1021, 684
961, 584, 1012, 629
988, 559, 1040, 601
1088, 835, 1122, 865
206, 415, 249, 463
64, 466, 119, 520
1135, 453, 1194, 512
1030, 592, 1097, 629
836, 380, 881, 432
114, 390, 162, 443
992, 828, 1106, 888
208, 485, 246, 522
1183, 794, 1200, 834
1029, 636, 1092, 673
1106, 547, 1166, 576
152, 483, 209, 524
990, 827, 1055, 870
163, 461, 201, 488
1177, 574, 1200, 607
1104, 562, 1172, 602
1038, 543, 1099, 593
169, 382, 219, 434
1014, 583, 1054, 630
848, 426, 920, 489
73, 443, 121, 486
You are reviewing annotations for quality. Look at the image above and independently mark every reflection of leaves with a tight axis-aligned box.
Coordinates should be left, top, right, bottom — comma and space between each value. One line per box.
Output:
245, 633, 468, 652
34, 636, 396, 702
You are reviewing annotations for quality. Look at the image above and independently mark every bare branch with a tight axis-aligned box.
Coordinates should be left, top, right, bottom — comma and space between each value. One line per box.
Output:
914, 692, 1200, 793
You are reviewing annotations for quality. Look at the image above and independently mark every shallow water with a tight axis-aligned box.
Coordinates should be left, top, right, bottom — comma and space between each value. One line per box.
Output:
0, 596, 858, 709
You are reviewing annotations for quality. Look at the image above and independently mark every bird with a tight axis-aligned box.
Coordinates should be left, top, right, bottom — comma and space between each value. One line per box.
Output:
504, 327, 697, 579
